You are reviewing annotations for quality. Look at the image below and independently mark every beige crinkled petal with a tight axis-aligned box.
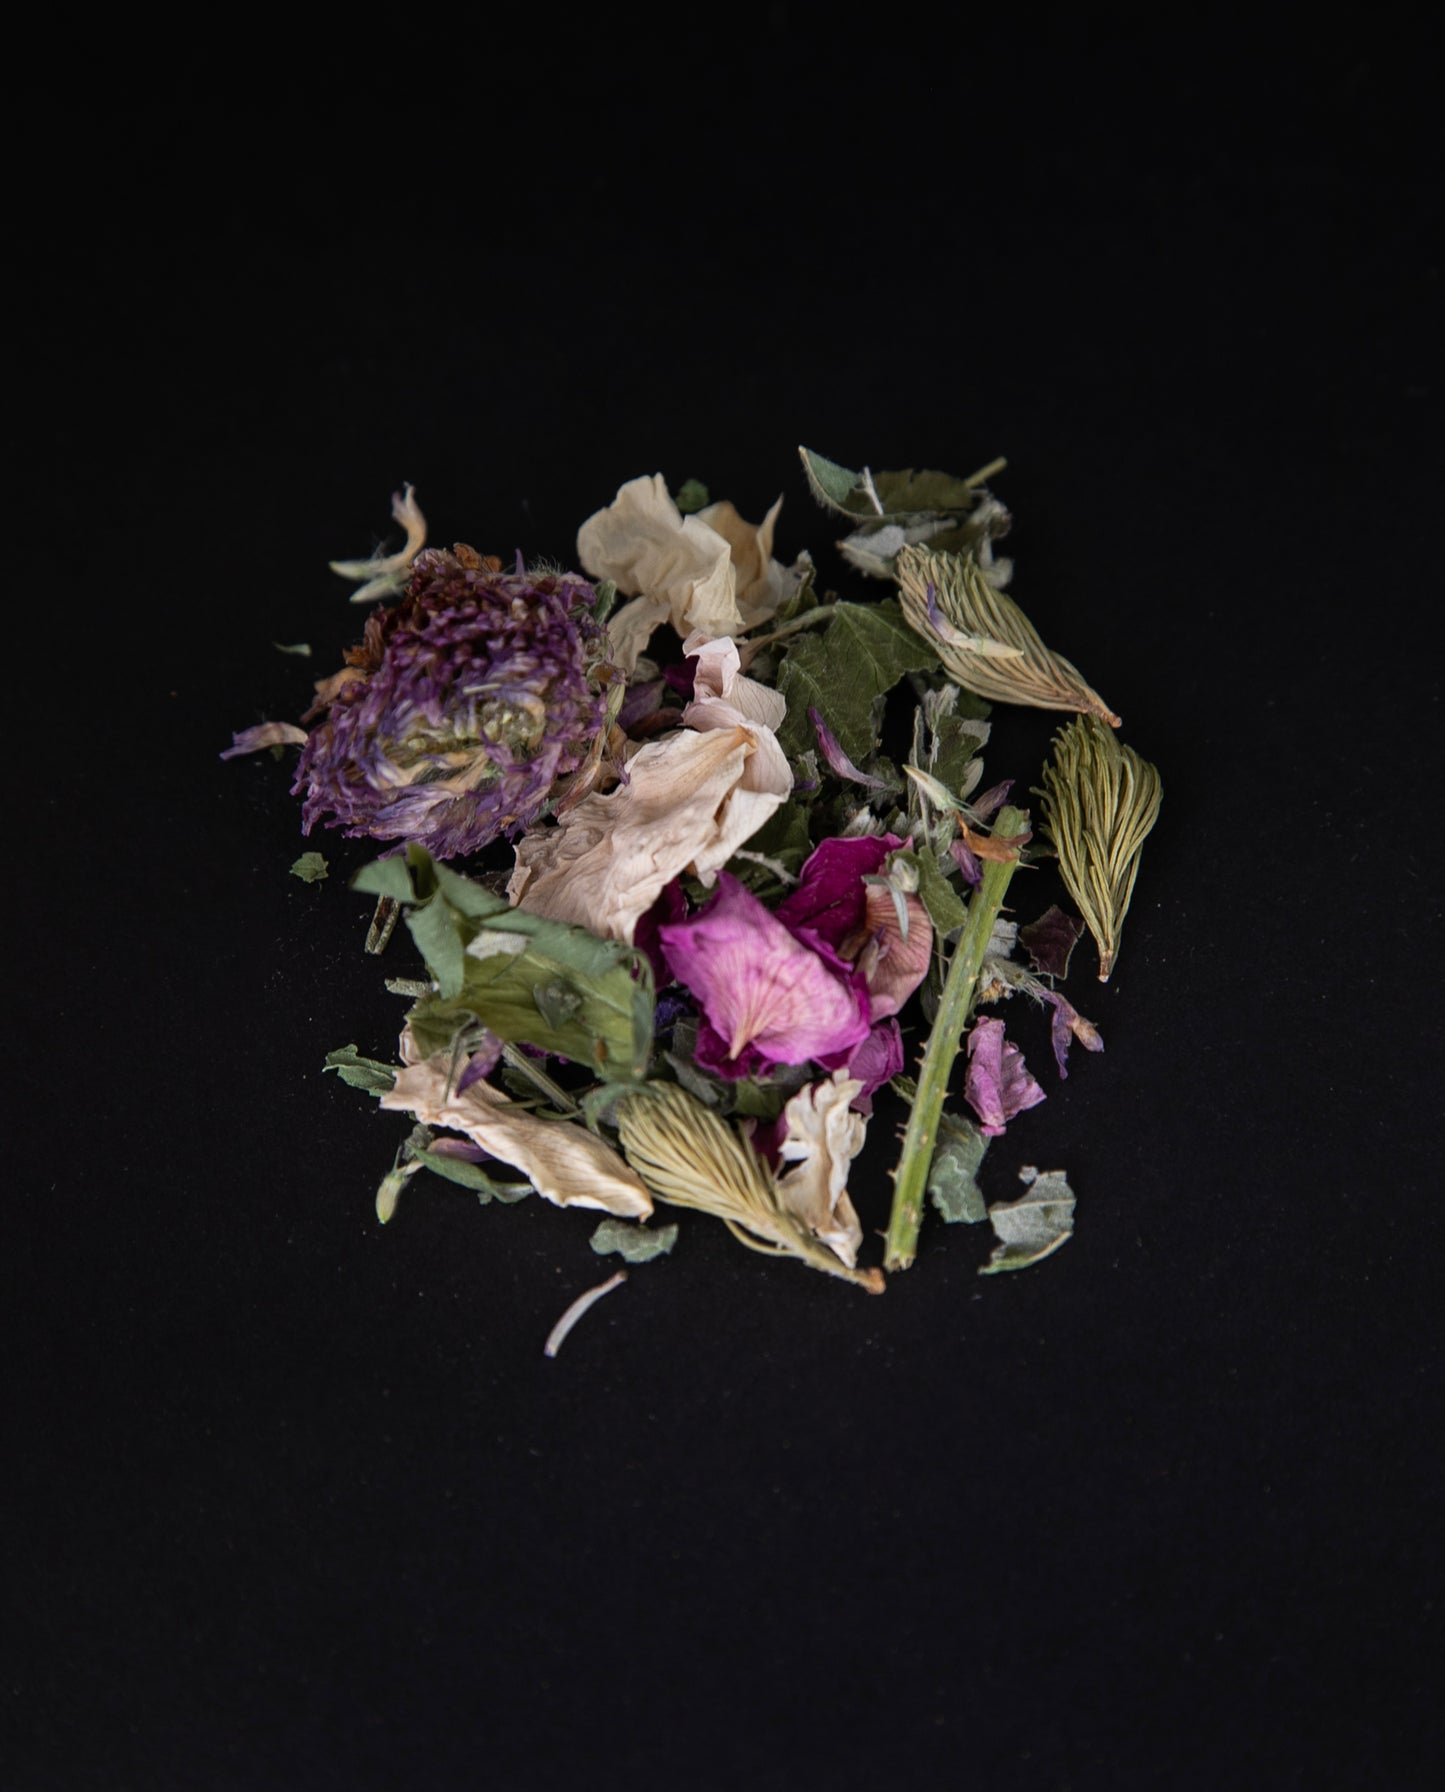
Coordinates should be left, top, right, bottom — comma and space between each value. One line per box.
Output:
579, 475, 744, 669
695, 495, 789, 628
680, 631, 788, 733
507, 721, 788, 941
380, 1057, 653, 1218
775, 1072, 867, 1267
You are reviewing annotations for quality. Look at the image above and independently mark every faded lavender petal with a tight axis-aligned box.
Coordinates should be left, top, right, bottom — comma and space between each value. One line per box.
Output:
455, 1031, 504, 1094
659, 872, 870, 1070
1039, 988, 1104, 1079
294, 549, 612, 859
220, 721, 308, 759
809, 706, 895, 790
963, 1016, 1046, 1137
1018, 905, 1085, 979
970, 778, 1014, 822
949, 836, 983, 888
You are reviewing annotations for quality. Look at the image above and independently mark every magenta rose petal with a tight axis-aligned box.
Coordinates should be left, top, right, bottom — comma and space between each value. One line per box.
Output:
659, 873, 870, 1070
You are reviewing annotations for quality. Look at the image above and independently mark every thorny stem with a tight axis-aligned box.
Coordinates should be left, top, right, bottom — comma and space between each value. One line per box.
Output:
883, 806, 1027, 1271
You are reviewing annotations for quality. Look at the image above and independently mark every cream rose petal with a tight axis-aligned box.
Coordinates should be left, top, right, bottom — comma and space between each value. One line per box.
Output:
680, 631, 788, 733
507, 722, 786, 940
578, 475, 745, 669
694, 495, 790, 628
379, 1057, 653, 1218
774, 1071, 867, 1267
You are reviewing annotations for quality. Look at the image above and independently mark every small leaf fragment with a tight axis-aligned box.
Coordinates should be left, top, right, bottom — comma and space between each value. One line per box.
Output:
675, 479, 710, 514
323, 1045, 397, 1094
928, 1116, 989, 1224
273, 641, 313, 657
289, 851, 329, 884
980, 1166, 1075, 1274
590, 1218, 680, 1262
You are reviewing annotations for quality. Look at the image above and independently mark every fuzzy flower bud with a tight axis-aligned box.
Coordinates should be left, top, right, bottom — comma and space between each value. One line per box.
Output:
294, 547, 614, 859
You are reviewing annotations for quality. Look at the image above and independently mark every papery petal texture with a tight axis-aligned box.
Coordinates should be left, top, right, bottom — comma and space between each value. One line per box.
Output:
659, 873, 870, 1069
507, 722, 786, 943
775, 834, 900, 955
774, 1071, 867, 1266
380, 1057, 653, 1217
963, 1016, 1046, 1137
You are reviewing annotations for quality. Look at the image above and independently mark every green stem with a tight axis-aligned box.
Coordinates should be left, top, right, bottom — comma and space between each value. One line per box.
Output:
883, 806, 1027, 1271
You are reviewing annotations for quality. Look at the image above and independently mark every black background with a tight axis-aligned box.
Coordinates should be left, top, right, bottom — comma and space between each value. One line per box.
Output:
10, 17, 1441, 1789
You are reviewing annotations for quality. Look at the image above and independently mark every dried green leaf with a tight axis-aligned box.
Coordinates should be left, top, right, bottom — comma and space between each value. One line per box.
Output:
980, 1166, 1075, 1274
928, 1116, 989, 1223
776, 598, 938, 761
1036, 716, 1162, 981
323, 1045, 397, 1094
408, 1143, 532, 1204
590, 1218, 680, 1262
899, 848, 970, 937
289, 851, 329, 883
273, 641, 313, 657
675, 479, 710, 514
896, 546, 1120, 726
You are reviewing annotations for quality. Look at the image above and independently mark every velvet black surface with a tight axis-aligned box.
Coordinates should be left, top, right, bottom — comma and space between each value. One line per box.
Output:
9, 22, 1440, 1790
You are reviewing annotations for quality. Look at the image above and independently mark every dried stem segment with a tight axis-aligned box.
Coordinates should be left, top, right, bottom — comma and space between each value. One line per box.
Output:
896, 546, 1120, 726
616, 1085, 884, 1292
883, 805, 1028, 1272
1036, 716, 1162, 981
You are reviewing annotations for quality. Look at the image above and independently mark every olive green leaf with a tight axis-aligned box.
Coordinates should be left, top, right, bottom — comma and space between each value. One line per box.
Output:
979, 1167, 1076, 1274
590, 1218, 680, 1262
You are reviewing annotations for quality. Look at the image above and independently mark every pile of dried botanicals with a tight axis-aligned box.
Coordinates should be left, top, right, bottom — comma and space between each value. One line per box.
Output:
225, 448, 1161, 1345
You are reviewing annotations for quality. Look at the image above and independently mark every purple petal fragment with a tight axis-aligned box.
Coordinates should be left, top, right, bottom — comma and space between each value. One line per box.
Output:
817, 1018, 905, 1115
949, 837, 983, 888
970, 778, 1014, 822
963, 1017, 1046, 1137
1018, 905, 1085, 979
1039, 989, 1104, 1079
220, 721, 308, 759
455, 1031, 504, 1095
659, 872, 870, 1070
808, 707, 894, 790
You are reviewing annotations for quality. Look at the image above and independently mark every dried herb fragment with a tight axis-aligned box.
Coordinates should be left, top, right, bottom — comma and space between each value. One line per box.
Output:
1036, 715, 1162, 981
928, 1116, 989, 1224
895, 546, 1120, 726
980, 1167, 1075, 1274
289, 851, 329, 883
615, 1083, 884, 1292
323, 1044, 397, 1094
590, 1218, 680, 1262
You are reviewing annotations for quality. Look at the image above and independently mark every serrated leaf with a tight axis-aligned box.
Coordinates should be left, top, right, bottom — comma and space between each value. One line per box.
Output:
590, 1218, 680, 1262
799, 446, 998, 524
381, 852, 655, 1080
776, 598, 938, 761
903, 848, 971, 936
928, 1117, 989, 1223
979, 1166, 1075, 1274
289, 851, 329, 883
323, 1045, 397, 1094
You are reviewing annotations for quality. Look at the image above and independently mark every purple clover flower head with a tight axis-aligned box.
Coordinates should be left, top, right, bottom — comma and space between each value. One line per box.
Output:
659, 872, 871, 1073
293, 547, 613, 859
963, 1016, 1046, 1136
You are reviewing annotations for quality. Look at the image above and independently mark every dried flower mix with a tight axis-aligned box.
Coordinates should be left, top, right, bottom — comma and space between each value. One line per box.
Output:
227, 447, 1161, 1340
